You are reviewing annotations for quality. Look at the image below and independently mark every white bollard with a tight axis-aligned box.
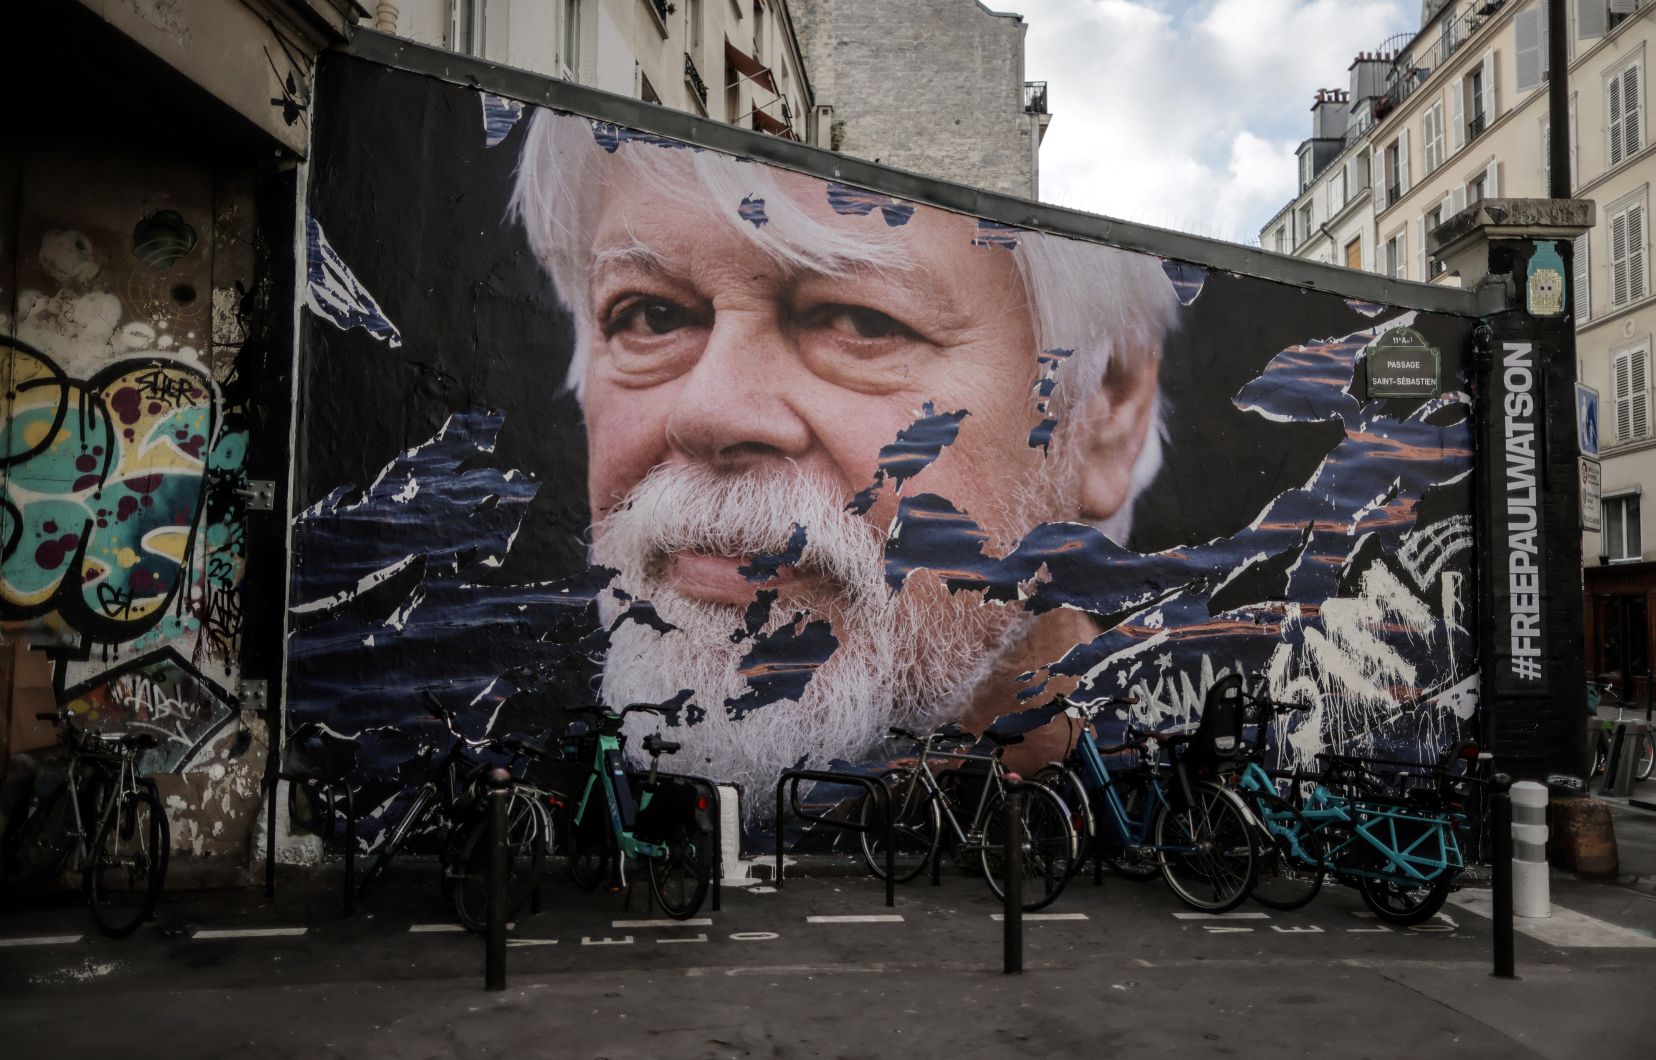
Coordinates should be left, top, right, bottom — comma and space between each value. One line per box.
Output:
1509, 780, 1550, 918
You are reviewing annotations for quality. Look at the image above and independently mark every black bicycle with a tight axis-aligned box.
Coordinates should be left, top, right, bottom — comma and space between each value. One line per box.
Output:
4, 709, 170, 937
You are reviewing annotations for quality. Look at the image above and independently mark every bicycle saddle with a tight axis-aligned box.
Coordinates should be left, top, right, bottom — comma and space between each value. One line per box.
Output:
643, 733, 681, 756
100, 732, 159, 751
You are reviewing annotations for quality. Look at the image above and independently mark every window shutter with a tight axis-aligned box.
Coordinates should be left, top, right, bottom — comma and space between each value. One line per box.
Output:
1611, 69, 1626, 164
1452, 77, 1466, 150
1580, 0, 1607, 41
1542, 117, 1551, 184
1625, 63, 1642, 156
1615, 348, 1633, 441
1570, 95, 1579, 184
1399, 127, 1411, 193
1399, 228, 1408, 281
1611, 0, 1637, 13
1416, 217, 1426, 279
1481, 49, 1497, 123
1541, 0, 1551, 78
1452, 184, 1467, 215
1632, 347, 1650, 440
1486, 160, 1500, 198
1575, 232, 1591, 323
1631, 203, 1648, 303
1441, 192, 1454, 225
1613, 207, 1632, 305
1515, 6, 1541, 93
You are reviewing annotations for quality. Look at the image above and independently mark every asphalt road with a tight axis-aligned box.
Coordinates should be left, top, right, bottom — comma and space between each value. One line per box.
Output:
2, 852, 1654, 1059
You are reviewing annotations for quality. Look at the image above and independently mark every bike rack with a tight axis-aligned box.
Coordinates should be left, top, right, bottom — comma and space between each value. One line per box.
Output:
655, 771, 730, 913
774, 770, 893, 907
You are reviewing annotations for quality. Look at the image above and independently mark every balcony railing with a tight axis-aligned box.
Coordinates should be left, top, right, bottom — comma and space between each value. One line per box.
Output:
684, 52, 709, 107
650, 0, 676, 22
1387, 183, 1402, 206
1467, 111, 1487, 140
1023, 81, 1048, 115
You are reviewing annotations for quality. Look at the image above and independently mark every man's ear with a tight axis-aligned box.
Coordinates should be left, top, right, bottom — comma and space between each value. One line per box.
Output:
1074, 349, 1162, 523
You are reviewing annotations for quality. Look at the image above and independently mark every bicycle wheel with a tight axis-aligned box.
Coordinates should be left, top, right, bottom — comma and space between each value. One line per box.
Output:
1359, 873, 1454, 926
979, 783, 1073, 911
1248, 792, 1325, 911
1100, 770, 1161, 883
566, 800, 612, 891
645, 820, 712, 920
85, 780, 168, 938
453, 790, 549, 933
1153, 781, 1258, 913
1034, 766, 1094, 880
1636, 733, 1655, 782
7, 781, 78, 899
857, 769, 940, 883
358, 785, 433, 898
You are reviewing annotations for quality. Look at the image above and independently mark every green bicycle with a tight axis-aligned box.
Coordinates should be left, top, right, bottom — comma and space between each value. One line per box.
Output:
562, 703, 713, 920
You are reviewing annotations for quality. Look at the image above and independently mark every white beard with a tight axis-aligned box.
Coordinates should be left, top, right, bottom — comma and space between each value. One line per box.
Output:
591, 463, 1032, 805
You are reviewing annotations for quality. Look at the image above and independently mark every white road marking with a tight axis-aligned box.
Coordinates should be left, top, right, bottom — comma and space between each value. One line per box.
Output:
1448, 891, 1656, 948
0, 935, 83, 948
805, 914, 904, 924
1172, 911, 1270, 920
728, 931, 780, 941
581, 935, 635, 946
613, 918, 713, 928
989, 912, 1089, 921
192, 927, 308, 940
408, 924, 465, 934
656, 934, 709, 944
1271, 925, 1324, 934
1348, 925, 1393, 933
507, 939, 559, 948
1201, 925, 1255, 933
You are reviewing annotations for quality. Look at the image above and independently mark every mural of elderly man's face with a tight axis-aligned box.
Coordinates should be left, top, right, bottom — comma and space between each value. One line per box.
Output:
569, 167, 1157, 790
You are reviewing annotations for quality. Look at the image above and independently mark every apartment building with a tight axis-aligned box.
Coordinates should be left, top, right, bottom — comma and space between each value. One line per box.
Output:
369, 0, 815, 141
1261, 0, 1654, 700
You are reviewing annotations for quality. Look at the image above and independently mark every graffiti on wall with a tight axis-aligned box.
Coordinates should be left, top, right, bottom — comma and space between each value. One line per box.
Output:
289, 58, 1482, 841
4, 207, 251, 772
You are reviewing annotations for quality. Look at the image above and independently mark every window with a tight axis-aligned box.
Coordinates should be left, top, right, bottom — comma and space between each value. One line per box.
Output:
562, 0, 581, 77
753, 1, 766, 63
1385, 139, 1403, 205
1275, 227, 1287, 253
1345, 236, 1362, 270
1300, 151, 1313, 190
1426, 207, 1446, 275
1386, 229, 1408, 279
1298, 202, 1314, 242
1604, 495, 1642, 561
1613, 341, 1650, 443
1608, 57, 1644, 167
1468, 66, 1486, 137
1350, 151, 1371, 193
640, 72, 660, 104
1424, 100, 1446, 174
1610, 193, 1649, 308
453, 0, 485, 56
686, 0, 703, 58
1328, 166, 1346, 216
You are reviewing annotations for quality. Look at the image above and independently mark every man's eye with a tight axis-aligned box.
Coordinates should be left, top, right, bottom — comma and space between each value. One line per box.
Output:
811, 305, 913, 341
613, 298, 694, 336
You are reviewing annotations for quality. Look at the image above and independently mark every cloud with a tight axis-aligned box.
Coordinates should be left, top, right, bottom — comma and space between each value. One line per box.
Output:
1020, 0, 1410, 243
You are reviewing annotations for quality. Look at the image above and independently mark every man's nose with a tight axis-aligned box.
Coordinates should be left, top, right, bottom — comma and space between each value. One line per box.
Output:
663, 313, 812, 469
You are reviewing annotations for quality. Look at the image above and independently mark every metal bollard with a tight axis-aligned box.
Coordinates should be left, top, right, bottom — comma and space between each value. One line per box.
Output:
1003, 774, 1024, 975
1509, 781, 1550, 918
1489, 773, 1516, 980
485, 767, 511, 992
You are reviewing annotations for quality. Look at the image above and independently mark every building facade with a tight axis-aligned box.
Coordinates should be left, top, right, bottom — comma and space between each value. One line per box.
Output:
371, 0, 815, 141
789, 0, 1050, 198
1261, 0, 1655, 703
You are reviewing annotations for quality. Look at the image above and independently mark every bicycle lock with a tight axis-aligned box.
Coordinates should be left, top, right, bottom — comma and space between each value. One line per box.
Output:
1003, 774, 1023, 975
485, 767, 510, 991
1489, 773, 1516, 980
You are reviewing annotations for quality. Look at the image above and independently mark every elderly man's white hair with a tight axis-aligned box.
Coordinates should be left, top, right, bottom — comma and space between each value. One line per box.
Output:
510, 108, 1181, 541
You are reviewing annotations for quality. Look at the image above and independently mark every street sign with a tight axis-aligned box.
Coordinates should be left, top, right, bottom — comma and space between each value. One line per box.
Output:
1366, 327, 1440, 398
1577, 382, 1600, 457
1581, 457, 1602, 532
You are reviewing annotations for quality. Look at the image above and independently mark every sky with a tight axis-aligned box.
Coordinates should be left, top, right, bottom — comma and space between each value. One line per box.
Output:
1017, 0, 1416, 244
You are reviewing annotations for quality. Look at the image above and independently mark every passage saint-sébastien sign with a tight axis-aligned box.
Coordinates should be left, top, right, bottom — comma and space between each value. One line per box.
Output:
1367, 326, 1441, 398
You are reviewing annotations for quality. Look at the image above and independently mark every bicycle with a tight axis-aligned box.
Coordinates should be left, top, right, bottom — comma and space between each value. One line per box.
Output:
356, 693, 552, 933
1032, 688, 1260, 913
1588, 682, 1655, 782
5, 709, 169, 937
1230, 679, 1481, 925
856, 725, 1075, 911
560, 703, 713, 920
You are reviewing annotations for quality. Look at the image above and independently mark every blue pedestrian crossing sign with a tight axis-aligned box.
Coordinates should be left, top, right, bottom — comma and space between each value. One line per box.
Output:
1577, 383, 1600, 457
